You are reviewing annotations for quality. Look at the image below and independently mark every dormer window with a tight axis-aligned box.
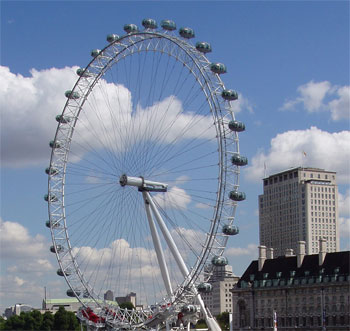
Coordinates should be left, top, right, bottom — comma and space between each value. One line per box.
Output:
263, 273, 269, 279
305, 270, 310, 276
276, 272, 282, 278
290, 270, 296, 277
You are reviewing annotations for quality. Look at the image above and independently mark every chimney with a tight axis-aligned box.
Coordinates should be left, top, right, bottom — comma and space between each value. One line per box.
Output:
319, 237, 327, 266
297, 241, 306, 268
285, 248, 294, 257
267, 247, 274, 260
258, 245, 267, 271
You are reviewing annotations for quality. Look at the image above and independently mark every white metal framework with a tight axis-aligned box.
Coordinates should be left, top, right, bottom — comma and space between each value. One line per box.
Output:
47, 19, 245, 330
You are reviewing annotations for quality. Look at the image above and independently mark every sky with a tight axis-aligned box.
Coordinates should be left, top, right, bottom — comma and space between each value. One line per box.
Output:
0, 0, 349, 313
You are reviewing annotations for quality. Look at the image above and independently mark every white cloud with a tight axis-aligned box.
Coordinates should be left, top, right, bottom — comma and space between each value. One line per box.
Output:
0, 66, 79, 167
281, 80, 349, 121
153, 186, 191, 210
0, 65, 216, 168
244, 127, 350, 184
231, 93, 254, 114
329, 86, 350, 121
339, 217, 350, 240
338, 190, 350, 217
0, 218, 50, 259
225, 243, 257, 257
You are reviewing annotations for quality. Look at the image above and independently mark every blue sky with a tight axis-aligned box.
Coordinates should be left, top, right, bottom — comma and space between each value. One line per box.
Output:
1, 1, 349, 312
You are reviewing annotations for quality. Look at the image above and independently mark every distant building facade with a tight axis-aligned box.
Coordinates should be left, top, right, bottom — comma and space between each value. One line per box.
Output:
201, 265, 239, 316
115, 292, 136, 307
259, 167, 339, 256
230, 241, 349, 330
4, 304, 33, 318
104, 290, 114, 301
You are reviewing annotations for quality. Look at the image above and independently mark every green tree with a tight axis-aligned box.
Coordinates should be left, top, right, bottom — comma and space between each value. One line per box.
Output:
54, 306, 69, 330
216, 312, 230, 330
4, 314, 25, 330
0, 316, 6, 330
40, 311, 54, 330
119, 302, 135, 310
66, 310, 79, 330
195, 318, 207, 329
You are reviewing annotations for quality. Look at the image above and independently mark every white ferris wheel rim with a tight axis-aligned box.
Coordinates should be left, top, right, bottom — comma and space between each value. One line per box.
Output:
47, 20, 242, 326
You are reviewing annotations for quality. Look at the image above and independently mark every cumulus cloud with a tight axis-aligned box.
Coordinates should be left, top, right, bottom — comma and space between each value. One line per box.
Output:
225, 243, 258, 257
0, 218, 50, 260
153, 186, 191, 210
281, 80, 349, 121
0, 66, 78, 167
0, 65, 216, 168
244, 127, 350, 184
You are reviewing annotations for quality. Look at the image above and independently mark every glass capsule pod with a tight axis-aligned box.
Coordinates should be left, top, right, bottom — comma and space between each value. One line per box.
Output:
179, 27, 195, 39
65, 90, 80, 99
66, 289, 81, 297
197, 282, 213, 293
45, 167, 59, 175
231, 154, 248, 166
76, 67, 92, 77
229, 191, 246, 201
228, 120, 246, 132
91, 49, 101, 58
222, 89, 238, 101
142, 18, 157, 29
124, 24, 138, 34
181, 305, 197, 314
210, 63, 227, 74
195, 42, 212, 54
45, 220, 59, 228
50, 245, 64, 253
160, 19, 176, 31
223, 224, 239, 235
211, 255, 228, 266
49, 140, 61, 149
44, 194, 58, 202
106, 34, 119, 43
57, 268, 72, 277
55, 115, 71, 124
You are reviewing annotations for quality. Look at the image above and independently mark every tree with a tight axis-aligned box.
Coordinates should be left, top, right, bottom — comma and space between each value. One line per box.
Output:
0, 317, 6, 330
119, 302, 135, 310
54, 306, 69, 330
40, 311, 54, 330
216, 312, 230, 330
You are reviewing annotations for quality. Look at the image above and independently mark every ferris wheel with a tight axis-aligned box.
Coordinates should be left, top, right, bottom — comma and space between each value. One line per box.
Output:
46, 18, 247, 330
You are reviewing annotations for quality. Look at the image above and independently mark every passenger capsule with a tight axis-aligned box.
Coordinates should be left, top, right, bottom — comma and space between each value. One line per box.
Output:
49, 140, 61, 149
231, 154, 248, 166
160, 19, 176, 31
228, 120, 246, 132
106, 34, 119, 43
212, 255, 228, 266
196, 42, 212, 54
55, 115, 71, 124
50, 245, 64, 253
45, 167, 59, 175
210, 63, 227, 74
223, 224, 239, 235
44, 194, 58, 202
179, 27, 195, 39
197, 282, 213, 293
124, 24, 138, 34
91, 49, 101, 58
66, 289, 81, 297
229, 191, 246, 201
76, 68, 92, 77
57, 268, 72, 277
222, 89, 238, 101
142, 18, 157, 29
181, 305, 197, 314
46, 220, 59, 228
65, 90, 80, 99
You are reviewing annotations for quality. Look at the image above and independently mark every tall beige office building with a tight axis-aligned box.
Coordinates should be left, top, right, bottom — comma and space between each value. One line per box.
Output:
259, 167, 339, 256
